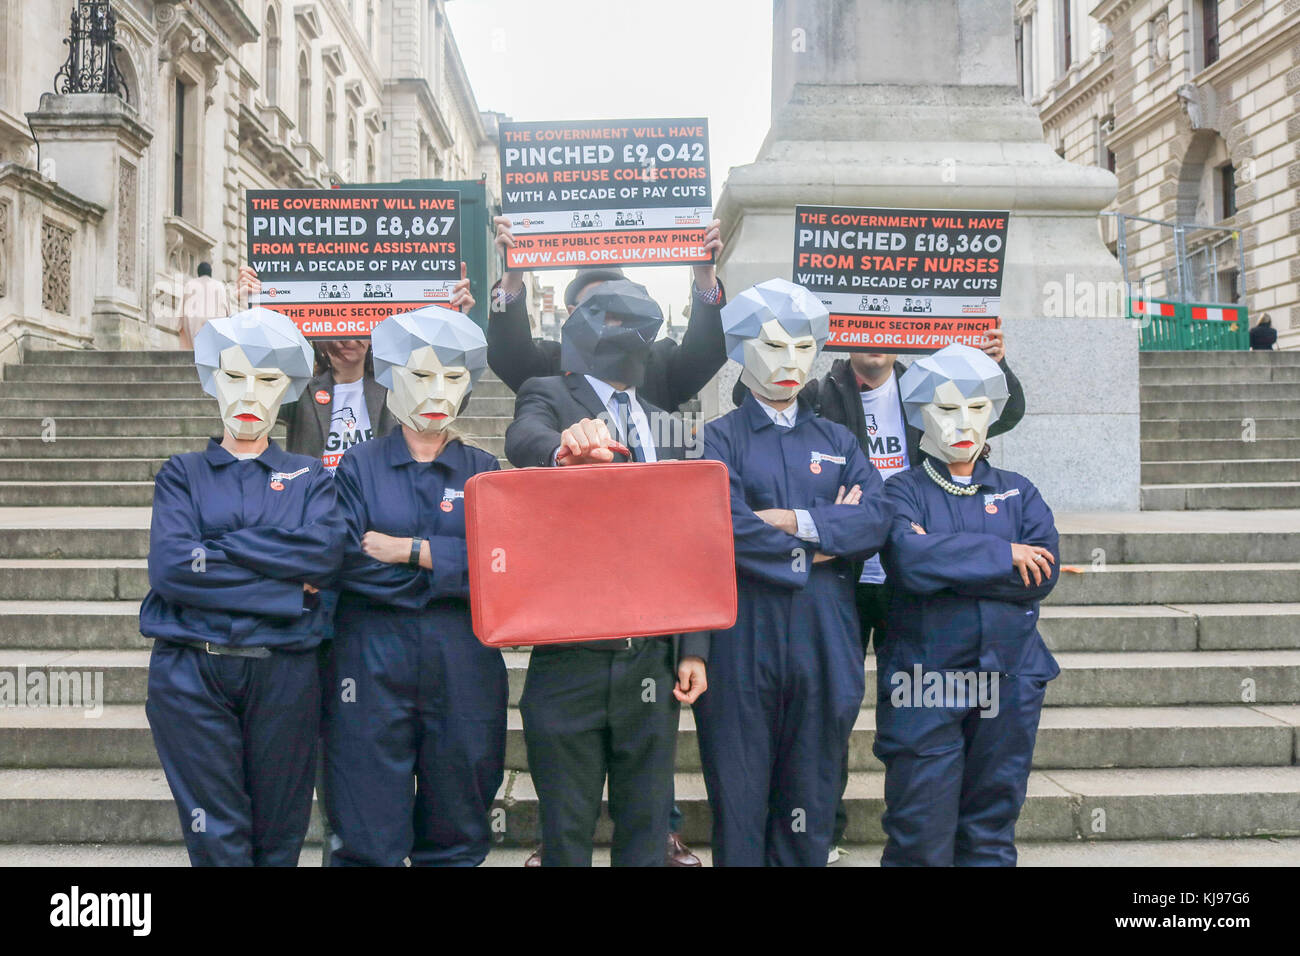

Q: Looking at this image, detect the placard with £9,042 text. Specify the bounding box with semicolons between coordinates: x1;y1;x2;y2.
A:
498;117;712;271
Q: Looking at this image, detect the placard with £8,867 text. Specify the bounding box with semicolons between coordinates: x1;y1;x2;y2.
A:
246;188;462;339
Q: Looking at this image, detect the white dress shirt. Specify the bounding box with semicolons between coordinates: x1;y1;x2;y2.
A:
552;375;660;464
585;376;659;462
753;397;819;543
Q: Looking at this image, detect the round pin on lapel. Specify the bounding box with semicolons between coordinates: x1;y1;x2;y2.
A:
314;389;331;405
810;462;822;475
270;480;285;491
440;500;453;512
985;503;998;514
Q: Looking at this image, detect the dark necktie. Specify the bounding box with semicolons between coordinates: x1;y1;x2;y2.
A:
611;391;644;462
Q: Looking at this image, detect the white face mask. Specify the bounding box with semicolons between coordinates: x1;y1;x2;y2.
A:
739;318;819;402
213;345;292;441
386;346;472;433
917;380;996;464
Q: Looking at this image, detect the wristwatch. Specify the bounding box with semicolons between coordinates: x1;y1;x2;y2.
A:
408;537;425;568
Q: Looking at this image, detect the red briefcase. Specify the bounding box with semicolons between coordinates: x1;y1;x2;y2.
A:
464;460;737;648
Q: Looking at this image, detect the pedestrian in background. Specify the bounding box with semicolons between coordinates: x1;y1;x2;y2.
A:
1250;314;1277;351
177;262;231;350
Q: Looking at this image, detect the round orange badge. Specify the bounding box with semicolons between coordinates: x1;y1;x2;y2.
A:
440;500;454;512
270;480;285;491
810;462;822;475
314;389;331;405
985;503;998;514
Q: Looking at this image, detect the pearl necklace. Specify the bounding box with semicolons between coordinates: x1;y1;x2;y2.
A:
924;457;980;496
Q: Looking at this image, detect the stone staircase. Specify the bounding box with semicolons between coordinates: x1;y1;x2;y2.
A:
0;347;1298;866
1140;350;1300;510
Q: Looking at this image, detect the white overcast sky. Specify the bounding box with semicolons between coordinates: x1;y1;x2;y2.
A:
445;0;774;326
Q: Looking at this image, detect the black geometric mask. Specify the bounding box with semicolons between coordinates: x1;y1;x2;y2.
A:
560;279;663;389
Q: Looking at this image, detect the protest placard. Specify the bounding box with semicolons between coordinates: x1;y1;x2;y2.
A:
498;118;712;271
247;188;461;338
793;205;1009;353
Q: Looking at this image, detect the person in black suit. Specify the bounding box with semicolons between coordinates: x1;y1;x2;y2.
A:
504;278;709;867
487;216;728;412
494;222;717;866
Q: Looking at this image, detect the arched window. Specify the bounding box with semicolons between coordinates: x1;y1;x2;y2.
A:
264;7;280;105
324;87;336;169
297;53;311;140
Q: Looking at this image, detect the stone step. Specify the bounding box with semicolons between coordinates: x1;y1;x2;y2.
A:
0;602;148;650
1045;562;1300;605
1041;604;1300;652
5;645;1298;709
3;765;1299;845
4;836;1300;866
0;382;213;400
17;350;509;386
0;418;288;438
5;597;1295;656
1140;365;1300;385
5;365;207;384
0;415;504;443
1140;398;1300;420
0;515;1289;590
2;366;521;398
0;434;504;458
22;350;196;366
0;437;205;460
1141;437;1294;461
1141;383;1300;402
3;596;1296;657
1048;652;1300;706
0;523;151;560
5;509;1296;564
2;704;1295;773
0;459;165;482
1055;521;1300;564
1140;417;1300;441
0;560;148;601
1139;350;1300;367
1141;483;1300;511
1142;458;1300;485
0;396;520;419
0;483;157;507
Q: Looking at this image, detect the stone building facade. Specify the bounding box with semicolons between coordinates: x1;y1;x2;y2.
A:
0;0;499;361
1018;0;1299;347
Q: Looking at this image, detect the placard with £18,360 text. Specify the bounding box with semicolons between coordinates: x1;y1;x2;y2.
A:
246;188;461;339
498;117;712;271
793;204;1009;353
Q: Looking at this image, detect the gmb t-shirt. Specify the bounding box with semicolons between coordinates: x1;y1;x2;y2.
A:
322;379;373;470
858;373;910;584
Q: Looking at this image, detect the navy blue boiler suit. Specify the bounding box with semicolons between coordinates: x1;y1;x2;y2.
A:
325;429;508;866
141;440;345;867
875;457;1060;866
695;394;893;866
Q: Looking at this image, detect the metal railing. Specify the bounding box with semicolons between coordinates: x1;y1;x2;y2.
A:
1105;212;1249;350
